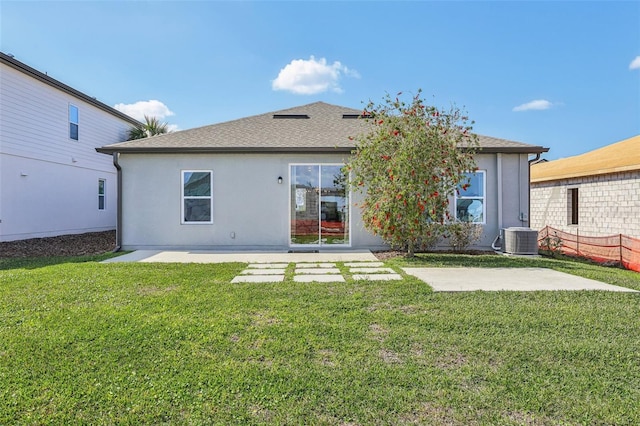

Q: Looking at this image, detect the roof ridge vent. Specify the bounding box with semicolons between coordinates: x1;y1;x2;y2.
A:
273;114;309;119
342;113;371;119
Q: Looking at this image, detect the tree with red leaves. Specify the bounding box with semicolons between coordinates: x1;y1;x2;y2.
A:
346;90;479;256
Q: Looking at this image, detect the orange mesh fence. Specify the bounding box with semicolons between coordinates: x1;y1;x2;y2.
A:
538;226;640;272
622;235;640;273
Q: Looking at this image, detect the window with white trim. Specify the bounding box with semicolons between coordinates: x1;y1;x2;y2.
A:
182;171;213;223
98;179;106;210
69;104;79;140
455;171;485;223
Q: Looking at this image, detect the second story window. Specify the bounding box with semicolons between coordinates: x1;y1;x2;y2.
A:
69;104;79;140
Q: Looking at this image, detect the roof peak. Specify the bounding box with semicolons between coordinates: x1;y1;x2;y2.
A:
97;101;548;155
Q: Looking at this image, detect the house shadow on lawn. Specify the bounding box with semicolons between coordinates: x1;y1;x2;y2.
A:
0;253;123;271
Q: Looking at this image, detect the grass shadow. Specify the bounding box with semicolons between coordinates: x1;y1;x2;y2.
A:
0;252;126;270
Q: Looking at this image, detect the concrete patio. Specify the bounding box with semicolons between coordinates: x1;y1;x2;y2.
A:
103;250;638;292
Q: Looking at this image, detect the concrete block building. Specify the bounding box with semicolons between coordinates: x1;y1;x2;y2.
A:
530;135;640;238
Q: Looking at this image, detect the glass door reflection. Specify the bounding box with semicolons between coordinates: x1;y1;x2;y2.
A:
290;164;349;246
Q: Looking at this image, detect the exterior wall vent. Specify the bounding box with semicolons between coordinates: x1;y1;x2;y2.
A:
503;227;539;255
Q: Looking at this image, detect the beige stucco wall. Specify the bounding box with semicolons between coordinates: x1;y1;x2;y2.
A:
119;152;386;250
530;171;640;238
469;153;533;248
118;152;533;251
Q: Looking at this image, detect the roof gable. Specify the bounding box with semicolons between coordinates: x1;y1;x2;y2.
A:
97;101;548;155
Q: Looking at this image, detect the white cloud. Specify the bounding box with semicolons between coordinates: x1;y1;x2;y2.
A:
113;100;175;121
512;99;553;112
272;56;360;95
629;56;640;70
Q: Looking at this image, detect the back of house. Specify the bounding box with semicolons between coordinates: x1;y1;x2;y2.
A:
97;102;548;252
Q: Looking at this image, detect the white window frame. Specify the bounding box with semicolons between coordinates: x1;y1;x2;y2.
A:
69;104;79;140
181;170;213;224
455;170;486;224
98;179;106;210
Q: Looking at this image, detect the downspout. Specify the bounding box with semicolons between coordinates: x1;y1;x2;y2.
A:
497;153;503;231
527;153;541;229
112;152;122;252
491;153;504;251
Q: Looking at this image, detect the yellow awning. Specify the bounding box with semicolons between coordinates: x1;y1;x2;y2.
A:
531;135;640;183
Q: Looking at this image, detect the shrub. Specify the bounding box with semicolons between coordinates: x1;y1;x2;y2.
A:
445;222;483;252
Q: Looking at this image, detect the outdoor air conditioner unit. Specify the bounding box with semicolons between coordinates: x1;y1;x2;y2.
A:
503;227;539;255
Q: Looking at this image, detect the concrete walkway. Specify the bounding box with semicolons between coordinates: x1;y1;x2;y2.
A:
102;250;378;264
403;267;638;292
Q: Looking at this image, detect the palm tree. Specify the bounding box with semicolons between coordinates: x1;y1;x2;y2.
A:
127;115;171;140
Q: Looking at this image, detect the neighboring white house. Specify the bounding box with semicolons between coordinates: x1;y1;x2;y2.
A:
530;134;640;238
97;102;548;251
0;52;140;242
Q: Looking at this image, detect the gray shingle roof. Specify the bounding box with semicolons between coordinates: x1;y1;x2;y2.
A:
96;101;548;154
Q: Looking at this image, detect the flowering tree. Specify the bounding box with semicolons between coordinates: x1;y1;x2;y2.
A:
346;90;479;256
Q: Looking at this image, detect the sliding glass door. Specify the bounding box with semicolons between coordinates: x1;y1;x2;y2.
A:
290;164;349;246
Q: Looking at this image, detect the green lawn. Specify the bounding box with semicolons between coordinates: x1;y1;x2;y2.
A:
1;254;639;424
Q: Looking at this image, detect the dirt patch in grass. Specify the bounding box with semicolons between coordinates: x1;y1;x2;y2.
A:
251;311;280;327
368;323;389;341
373;249;497;261
373;250;407;261
379;349;403;364
400;402;464;425
316;349;337;367
435;352;468;369
0;230;116;258
503;410;555;426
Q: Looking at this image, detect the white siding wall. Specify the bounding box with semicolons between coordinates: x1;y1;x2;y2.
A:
531;171;640;238
0;63;132;241
118;152;532;251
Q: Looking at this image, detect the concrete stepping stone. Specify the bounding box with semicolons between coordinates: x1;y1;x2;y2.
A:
247;263;289;269
296;268;341;275
241;269;286;275
295;262;337;268
294;275;346;283
344;262;385;267
350;267;396;274
352;273;403;281
232;275;285;283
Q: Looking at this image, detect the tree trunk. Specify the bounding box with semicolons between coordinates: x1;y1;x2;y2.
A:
407;241;415;258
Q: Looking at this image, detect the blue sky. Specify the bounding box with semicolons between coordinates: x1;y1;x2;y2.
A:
2;1;639;160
